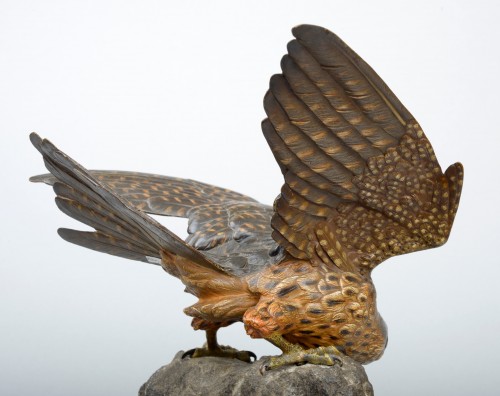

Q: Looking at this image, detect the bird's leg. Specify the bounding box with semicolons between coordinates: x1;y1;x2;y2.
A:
182;320;256;363
261;334;343;373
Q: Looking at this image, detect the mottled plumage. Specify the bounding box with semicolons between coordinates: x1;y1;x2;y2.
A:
32;170;284;274
30;25;463;369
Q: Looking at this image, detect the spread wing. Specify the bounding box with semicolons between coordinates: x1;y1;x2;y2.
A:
32;171;284;275
263;25;463;275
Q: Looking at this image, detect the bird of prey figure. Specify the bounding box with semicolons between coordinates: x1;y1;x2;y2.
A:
30;25;463;372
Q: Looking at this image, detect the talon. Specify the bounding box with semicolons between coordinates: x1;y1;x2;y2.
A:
260;336;345;370
182;349;196;359
248;351;257;362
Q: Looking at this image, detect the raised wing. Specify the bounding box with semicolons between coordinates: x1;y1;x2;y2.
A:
32;171;284;275
263;25;463;275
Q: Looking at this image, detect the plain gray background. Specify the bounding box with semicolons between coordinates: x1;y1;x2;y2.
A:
2;0;500;395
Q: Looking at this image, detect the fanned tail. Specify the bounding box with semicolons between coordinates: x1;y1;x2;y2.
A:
29;133;226;274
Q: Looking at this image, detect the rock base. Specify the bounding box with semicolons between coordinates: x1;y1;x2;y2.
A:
139;351;373;396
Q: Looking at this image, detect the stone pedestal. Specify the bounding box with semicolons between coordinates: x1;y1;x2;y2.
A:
140;351;373;396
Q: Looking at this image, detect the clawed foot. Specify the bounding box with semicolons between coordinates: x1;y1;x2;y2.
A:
182;344;257;363
259;346;343;375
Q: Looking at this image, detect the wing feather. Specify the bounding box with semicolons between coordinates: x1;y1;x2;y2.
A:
286;39;400;150
32;171;257;217
32;163;283;276
291;25;411;136
263;25;463;274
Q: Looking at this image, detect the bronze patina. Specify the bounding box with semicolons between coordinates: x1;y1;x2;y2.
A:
30;25;463;372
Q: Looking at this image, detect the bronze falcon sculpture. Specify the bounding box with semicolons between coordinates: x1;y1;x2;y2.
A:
30;25;463;371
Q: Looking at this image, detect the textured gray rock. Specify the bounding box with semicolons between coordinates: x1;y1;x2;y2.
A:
139;351;373;396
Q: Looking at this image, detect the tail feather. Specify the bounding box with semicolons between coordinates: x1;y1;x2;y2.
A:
30;133;226;273
54;196;159;257
58;228;160;264
53;183;159;256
